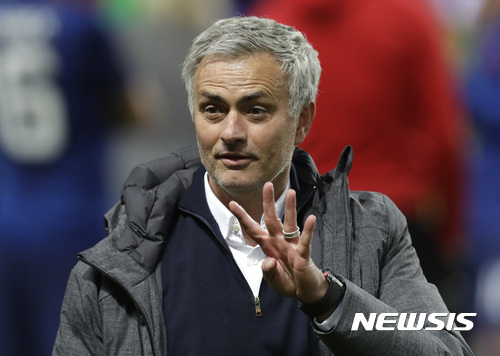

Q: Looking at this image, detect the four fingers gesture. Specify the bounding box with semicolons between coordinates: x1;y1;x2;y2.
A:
228;182;327;304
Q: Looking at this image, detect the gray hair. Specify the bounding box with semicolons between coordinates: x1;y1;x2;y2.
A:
182;16;321;120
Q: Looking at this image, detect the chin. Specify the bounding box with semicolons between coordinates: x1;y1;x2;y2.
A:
219;178;255;192
215;174;261;194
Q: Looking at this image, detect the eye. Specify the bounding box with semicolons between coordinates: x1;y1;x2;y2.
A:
204;105;219;114
247;106;268;120
250;107;266;115
201;105;224;121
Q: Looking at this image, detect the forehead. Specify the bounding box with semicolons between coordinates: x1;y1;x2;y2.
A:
194;53;288;97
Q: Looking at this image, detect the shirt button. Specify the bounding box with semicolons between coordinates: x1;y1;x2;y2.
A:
232;224;240;234
250;257;259;265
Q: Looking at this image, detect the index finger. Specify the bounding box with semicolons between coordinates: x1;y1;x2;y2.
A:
228;200;265;243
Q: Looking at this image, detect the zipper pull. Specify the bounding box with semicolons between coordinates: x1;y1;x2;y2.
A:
254;296;262;317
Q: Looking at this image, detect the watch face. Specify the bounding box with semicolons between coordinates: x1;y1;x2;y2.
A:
323;269;345;290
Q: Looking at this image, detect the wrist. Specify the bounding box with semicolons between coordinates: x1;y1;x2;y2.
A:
299;273;329;305
298;269;345;319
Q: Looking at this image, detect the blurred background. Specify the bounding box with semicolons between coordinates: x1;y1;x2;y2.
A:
0;0;498;355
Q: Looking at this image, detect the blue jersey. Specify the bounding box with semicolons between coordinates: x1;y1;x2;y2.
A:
0;3;124;250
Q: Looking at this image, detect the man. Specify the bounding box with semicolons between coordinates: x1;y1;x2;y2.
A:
53;16;473;355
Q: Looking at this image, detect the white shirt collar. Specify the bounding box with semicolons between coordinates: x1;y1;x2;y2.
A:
204;172;290;246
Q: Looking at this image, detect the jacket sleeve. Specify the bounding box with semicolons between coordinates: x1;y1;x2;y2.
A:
315;195;474;356
52;262;103;356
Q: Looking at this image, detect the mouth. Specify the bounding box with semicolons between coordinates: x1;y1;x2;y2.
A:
216;152;256;168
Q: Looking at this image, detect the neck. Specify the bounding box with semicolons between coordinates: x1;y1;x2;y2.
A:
208;170;290;223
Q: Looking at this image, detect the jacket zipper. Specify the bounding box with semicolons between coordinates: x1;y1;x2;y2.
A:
254;296;262;317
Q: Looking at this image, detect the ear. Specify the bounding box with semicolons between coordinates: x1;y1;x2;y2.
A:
294;102;316;146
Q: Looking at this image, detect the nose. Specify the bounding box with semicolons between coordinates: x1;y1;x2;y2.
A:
220;110;246;145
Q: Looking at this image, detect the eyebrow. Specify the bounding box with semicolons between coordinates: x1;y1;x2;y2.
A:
199;91;225;103
198;90;271;105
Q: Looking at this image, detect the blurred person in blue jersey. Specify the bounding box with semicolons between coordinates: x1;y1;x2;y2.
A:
464;0;500;353
0;0;135;355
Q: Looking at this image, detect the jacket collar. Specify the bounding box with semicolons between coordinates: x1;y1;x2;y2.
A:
80;146;322;281
178;156;318;231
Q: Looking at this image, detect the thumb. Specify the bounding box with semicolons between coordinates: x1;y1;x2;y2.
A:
262;257;278;281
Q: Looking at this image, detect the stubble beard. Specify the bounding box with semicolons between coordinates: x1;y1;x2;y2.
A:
201;148;293;202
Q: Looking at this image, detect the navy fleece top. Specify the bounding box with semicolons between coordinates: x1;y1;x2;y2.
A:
161;166;320;355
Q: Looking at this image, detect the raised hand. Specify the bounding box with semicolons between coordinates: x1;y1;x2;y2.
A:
228;182;328;304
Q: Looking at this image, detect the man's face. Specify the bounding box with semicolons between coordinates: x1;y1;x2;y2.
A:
194;53;306;200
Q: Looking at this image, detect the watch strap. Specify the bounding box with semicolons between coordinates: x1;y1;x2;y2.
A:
298;269;345;318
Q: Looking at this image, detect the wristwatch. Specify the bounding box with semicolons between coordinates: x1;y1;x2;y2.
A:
298;269;345;318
